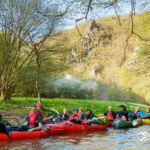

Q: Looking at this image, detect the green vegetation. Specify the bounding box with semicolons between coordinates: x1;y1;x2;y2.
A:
0;97;149;123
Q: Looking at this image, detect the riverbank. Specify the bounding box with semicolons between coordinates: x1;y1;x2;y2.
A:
0;97;149;124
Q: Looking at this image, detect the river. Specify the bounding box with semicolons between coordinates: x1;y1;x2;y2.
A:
0;126;150;150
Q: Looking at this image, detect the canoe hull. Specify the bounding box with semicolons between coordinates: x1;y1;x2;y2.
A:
0;125;64;141
47;121;111;133
142;119;150;125
113;120;133;129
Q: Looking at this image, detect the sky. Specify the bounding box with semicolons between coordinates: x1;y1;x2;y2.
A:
54;0;150;30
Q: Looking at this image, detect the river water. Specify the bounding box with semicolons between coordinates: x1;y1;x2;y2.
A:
0;126;150;150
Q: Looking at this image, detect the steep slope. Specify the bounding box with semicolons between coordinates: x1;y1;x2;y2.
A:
49;11;150;103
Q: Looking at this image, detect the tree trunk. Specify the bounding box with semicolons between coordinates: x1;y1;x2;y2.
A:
36;80;41;103
1;89;11;101
35;48;41;103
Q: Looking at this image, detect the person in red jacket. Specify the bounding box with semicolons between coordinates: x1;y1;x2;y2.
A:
68;108;84;124
68;108;80;122
104;106;117;121
68;108;79;121
24;105;43;132
98;106;116;121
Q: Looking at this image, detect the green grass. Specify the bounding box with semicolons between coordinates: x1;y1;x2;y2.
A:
0;97;149;117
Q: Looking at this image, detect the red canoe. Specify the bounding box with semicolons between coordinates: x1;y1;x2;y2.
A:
47;121;112;133
0;124;64;141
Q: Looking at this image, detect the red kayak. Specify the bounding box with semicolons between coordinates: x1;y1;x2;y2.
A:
0;124;64;141
47;121;112;133
47;122;88;132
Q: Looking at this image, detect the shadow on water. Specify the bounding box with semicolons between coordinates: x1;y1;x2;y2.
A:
1;126;150;150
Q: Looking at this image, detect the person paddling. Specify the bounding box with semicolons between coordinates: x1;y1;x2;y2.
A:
24;105;43;132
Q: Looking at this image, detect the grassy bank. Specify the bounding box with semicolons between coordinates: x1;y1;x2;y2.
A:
0;97;149;123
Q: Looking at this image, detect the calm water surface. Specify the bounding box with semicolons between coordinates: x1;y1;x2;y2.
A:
0;126;150;150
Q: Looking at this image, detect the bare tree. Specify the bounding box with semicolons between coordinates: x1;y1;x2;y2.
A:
0;0;70;101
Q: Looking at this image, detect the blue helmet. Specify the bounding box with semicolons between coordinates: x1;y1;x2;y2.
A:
73;108;79;111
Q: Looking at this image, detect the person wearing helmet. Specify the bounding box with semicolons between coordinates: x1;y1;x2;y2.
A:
68;108;79;121
35;102;55;122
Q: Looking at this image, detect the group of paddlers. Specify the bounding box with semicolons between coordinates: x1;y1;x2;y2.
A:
0;103;150;134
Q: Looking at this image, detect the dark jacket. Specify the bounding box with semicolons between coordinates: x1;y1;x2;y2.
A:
82;114;95;120
117;111;129;121
62;114;69;121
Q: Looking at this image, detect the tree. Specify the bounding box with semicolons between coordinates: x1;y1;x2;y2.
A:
0;0;70;101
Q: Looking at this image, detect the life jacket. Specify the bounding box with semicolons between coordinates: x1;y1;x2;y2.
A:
68;114;78;121
78;112;82;115
28;112;38;128
107;112;114;121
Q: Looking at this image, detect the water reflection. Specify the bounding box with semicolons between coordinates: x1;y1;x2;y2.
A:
0;126;150;150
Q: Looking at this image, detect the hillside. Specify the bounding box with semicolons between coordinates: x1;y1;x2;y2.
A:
49;11;150;104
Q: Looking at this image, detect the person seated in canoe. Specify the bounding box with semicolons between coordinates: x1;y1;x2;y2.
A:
62;108;69;121
115;105;128;121
135;106;143;117
35;102;56;123
0;113;11;135
98;106;117;121
0;120;9;136
68;108;79;122
78;108;85;120
0;113;12;132
68;108;83;123
83;109;95;120
24;105;43;132
140;108;150;119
